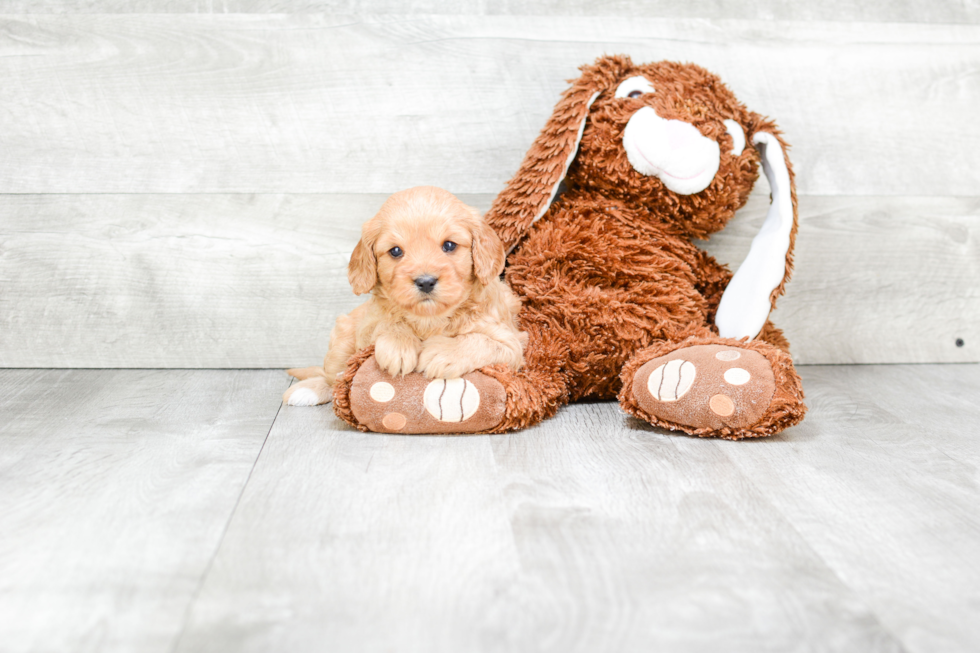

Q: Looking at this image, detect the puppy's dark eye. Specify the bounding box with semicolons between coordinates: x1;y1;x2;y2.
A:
388;246;403;258
442;241;457;253
627;90;643;99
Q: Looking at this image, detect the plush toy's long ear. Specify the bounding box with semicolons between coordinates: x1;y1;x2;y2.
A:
714;124;799;341
483;75;601;252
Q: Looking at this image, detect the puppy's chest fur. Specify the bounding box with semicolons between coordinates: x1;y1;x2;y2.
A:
355;279;521;348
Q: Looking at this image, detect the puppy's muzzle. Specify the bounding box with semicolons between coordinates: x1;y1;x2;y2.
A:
414;275;438;294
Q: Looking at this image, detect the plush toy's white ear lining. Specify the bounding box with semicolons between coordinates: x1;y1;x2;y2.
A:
529;91;601;228
714;132;794;340
723;119;745;156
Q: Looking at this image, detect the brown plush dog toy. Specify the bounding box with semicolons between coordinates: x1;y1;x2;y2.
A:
334;54;806;439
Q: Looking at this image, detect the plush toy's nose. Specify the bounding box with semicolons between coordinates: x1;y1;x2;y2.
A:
414;275;438;294
622;107;720;195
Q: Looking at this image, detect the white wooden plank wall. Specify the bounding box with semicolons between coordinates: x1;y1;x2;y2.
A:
1;1;978;23
1;16;977;195
1;192;976;367
0;10;977;367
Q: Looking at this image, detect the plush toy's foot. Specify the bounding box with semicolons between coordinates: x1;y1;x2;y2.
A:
620;339;806;440
337;355;507;434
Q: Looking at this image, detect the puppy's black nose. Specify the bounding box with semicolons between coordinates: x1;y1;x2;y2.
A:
414;275;438;294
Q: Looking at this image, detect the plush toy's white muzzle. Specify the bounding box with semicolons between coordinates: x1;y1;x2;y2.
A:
622;107;720;195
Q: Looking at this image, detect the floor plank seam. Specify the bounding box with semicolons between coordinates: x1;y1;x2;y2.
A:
167;377;293;653
708;439;912;651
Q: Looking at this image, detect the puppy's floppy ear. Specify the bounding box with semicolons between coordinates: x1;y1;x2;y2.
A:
466;206;506;285
484;55;633;252
348;219;380;296
715;116;799;341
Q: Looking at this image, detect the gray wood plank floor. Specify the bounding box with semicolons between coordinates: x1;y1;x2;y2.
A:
2;365;978;652
0;369;289;653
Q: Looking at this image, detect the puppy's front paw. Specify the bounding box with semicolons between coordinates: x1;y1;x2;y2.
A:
375;339;420;377
417;337;471;379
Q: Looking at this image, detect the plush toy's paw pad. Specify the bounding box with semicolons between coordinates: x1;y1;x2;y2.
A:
632;345;775;431
349;356;506;434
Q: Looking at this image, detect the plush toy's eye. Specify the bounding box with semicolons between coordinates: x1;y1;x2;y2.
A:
388;246;403;258
442;241;457;253
614;75;655;99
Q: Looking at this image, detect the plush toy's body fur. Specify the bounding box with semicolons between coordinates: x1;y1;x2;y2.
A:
508;189;732;401
333;56;807;439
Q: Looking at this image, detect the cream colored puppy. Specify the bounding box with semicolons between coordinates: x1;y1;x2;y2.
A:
283;186;525;407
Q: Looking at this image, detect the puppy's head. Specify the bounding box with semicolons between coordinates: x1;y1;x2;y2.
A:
348;186;505;318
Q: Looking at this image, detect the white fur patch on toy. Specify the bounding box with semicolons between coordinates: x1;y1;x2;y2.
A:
423;378;480;422
369;381;395;402
723;368;751;386
723;119;746;155
622;107;720;195
646;359;696;402
287;388;321;406
715;132;794;340
716;349;741;361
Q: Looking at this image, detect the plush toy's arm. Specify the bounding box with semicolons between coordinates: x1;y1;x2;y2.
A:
715;132;798;340
693;249;733;326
